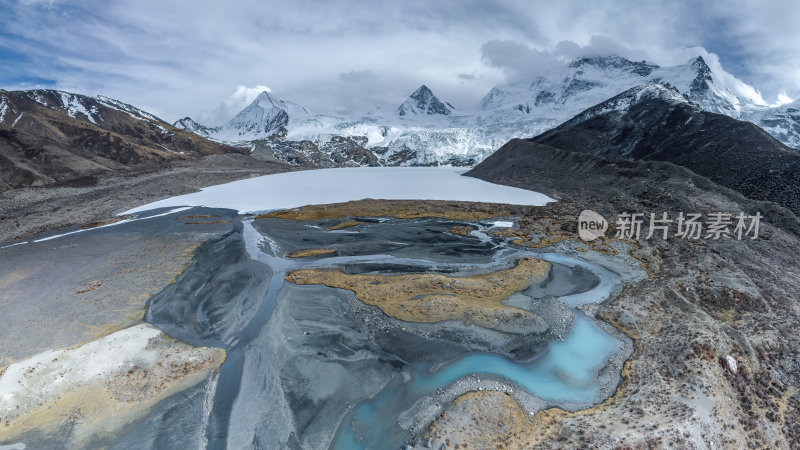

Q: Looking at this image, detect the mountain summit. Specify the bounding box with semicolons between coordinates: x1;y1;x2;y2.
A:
173;117;218;137
479;55;751;120
212;91;310;142
397;85;454;116
168;56;798;169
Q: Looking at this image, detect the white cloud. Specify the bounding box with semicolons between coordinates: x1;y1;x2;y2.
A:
480;39;561;81
773;92;794;107
679;48;768;106
554;36;650;62
2;1;798;120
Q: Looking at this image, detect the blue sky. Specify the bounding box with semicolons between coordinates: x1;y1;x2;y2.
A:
1;0;798;124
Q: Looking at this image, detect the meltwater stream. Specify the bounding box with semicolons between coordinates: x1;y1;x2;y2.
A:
135;213;638;449
243;218;633;449
331;314;620;449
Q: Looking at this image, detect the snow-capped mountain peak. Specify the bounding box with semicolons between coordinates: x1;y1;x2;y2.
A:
567;55;659;77
170;54;798;169
571;82;693;124
212;91;310;142
689;56;712;93
397;85;454;116
748;98;800;149
173;117;219;137
478;55;662;117
251;91;310;116
653;55;746;117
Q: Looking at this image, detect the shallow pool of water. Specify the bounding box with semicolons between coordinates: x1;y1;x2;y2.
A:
332;313;621;449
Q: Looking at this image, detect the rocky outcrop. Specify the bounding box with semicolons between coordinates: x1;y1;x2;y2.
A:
466;137;800;448
251;135;383;167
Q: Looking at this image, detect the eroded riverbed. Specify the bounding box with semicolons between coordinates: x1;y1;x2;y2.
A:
0;206;646;449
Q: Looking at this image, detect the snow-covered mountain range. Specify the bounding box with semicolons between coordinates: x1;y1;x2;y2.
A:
175;55;799;167
750;99;800;149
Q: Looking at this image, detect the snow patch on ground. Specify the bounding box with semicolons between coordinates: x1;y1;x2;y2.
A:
0;98;8;123
0;324;224;445
489;221;514;228
32;206;192;243
59;91;99;125
11;113;24;128
0;325;163;409
122;167;554;215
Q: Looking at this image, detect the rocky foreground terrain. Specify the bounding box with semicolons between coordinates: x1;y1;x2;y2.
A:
2;82;799;447
1;140;798;448
453;139;800;448
0;153;289;243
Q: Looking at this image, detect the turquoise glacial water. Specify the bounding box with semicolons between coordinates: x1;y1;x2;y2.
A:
332;313;621;449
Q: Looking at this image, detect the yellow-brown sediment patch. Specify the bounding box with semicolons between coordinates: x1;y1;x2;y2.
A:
286;258;550;332
589;237;619;255
85;309;148;341
80;215;133;230
75;280;102;295
423;255;649;448
257;199;517;221
285;248;337;258
330;221;364;230
175;214;220;220
450;225;474;236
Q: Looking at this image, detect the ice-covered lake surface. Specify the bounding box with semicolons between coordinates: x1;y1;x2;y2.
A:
122;167;554;215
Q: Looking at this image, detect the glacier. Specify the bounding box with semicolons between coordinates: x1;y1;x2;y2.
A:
174;55;800;167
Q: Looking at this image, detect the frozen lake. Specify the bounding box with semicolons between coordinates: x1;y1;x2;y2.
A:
123;167;554;215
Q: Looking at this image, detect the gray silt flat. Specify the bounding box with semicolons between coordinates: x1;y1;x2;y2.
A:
0;207;237;366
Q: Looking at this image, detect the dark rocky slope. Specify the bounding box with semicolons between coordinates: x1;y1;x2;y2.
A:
465;137;800;447
466;138;800;233
527;83;800;216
